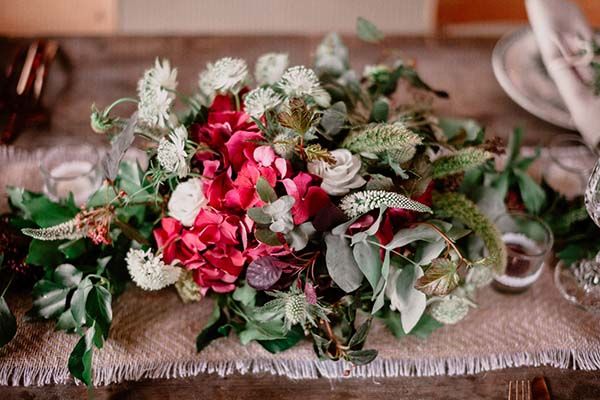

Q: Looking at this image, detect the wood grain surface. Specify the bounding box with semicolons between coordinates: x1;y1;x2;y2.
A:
0;36;595;399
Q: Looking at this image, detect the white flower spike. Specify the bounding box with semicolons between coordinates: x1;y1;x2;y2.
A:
126;248;181;291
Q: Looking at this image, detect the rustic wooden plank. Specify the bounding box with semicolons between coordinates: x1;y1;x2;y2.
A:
2;367;600;399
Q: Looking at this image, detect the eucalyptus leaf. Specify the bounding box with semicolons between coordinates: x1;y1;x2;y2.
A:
385;225;440;250
370;98;389;122
320;101;347;138
256;177;277;203
325;233;364;292
415;240;446;266
101;112;138;181
0;297;16;348
356;17;384;43
394;264;426;333
352;240;381;290
247;207;272;225
255;228;282;246
371;250;390;314
232;283;256;307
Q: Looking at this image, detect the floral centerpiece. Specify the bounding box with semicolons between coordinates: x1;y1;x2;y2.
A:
2;21;579;386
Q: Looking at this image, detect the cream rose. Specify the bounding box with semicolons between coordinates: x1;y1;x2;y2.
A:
168;178;207;226
308;149;366;196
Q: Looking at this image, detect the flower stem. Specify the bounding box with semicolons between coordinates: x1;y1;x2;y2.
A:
104;97;138;115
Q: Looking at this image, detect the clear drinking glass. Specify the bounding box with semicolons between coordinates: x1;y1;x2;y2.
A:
546;134;598;198
554;154;600;312
40;144;102;206
493;212;554;293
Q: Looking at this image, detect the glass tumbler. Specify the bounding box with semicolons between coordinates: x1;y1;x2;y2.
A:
493;212;554;293
40;144;102;206
546;134;598;198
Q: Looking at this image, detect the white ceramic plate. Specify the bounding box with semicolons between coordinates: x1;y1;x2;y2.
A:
492;27;577;130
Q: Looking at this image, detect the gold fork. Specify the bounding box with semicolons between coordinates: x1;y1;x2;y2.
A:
508;379;531;400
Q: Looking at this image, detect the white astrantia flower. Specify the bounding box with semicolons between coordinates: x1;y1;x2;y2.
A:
126;248;181;291
205;57;249;94
157;125;189;178
137;58;178;129
244;87;283;119
168;178;207;226
255;53;289;86
197;68;216;106
277;66;331;107
148;58;178;93
307;149;366;196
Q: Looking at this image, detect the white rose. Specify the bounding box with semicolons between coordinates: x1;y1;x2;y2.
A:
307;149;366;196
168;178;207;226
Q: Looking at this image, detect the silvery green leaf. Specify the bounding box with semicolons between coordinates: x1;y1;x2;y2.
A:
385;225;440;250
325;233;363;292
371;250;390;314
232;283;257;306
320;102;347;139
415;240;446;266
352;239;381;290
473;186;507;221
331;215;360;236
101;112;138;181
364;207;386;236
247;207;272;225
394;264;426;333
370;97;389;122
356;17;384;43
256;177;277;203
438;117;483;142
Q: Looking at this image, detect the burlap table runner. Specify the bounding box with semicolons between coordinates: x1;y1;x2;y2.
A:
1;145;600;386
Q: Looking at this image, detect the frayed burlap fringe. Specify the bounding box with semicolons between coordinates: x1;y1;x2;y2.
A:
1;348;600;386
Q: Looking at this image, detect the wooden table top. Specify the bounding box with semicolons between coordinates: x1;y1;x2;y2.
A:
0;36;598;400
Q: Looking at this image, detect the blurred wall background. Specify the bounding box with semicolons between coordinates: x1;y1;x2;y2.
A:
0;0;598;37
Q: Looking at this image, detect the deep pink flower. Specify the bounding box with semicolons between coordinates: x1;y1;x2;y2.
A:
282;172;331;224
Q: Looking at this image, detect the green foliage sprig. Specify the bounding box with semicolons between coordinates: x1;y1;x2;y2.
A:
433;192;507;274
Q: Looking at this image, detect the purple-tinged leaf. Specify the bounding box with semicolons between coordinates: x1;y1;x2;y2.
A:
247;256;285;290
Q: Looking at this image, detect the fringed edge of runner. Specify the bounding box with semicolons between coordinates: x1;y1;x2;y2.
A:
2;347;600;386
